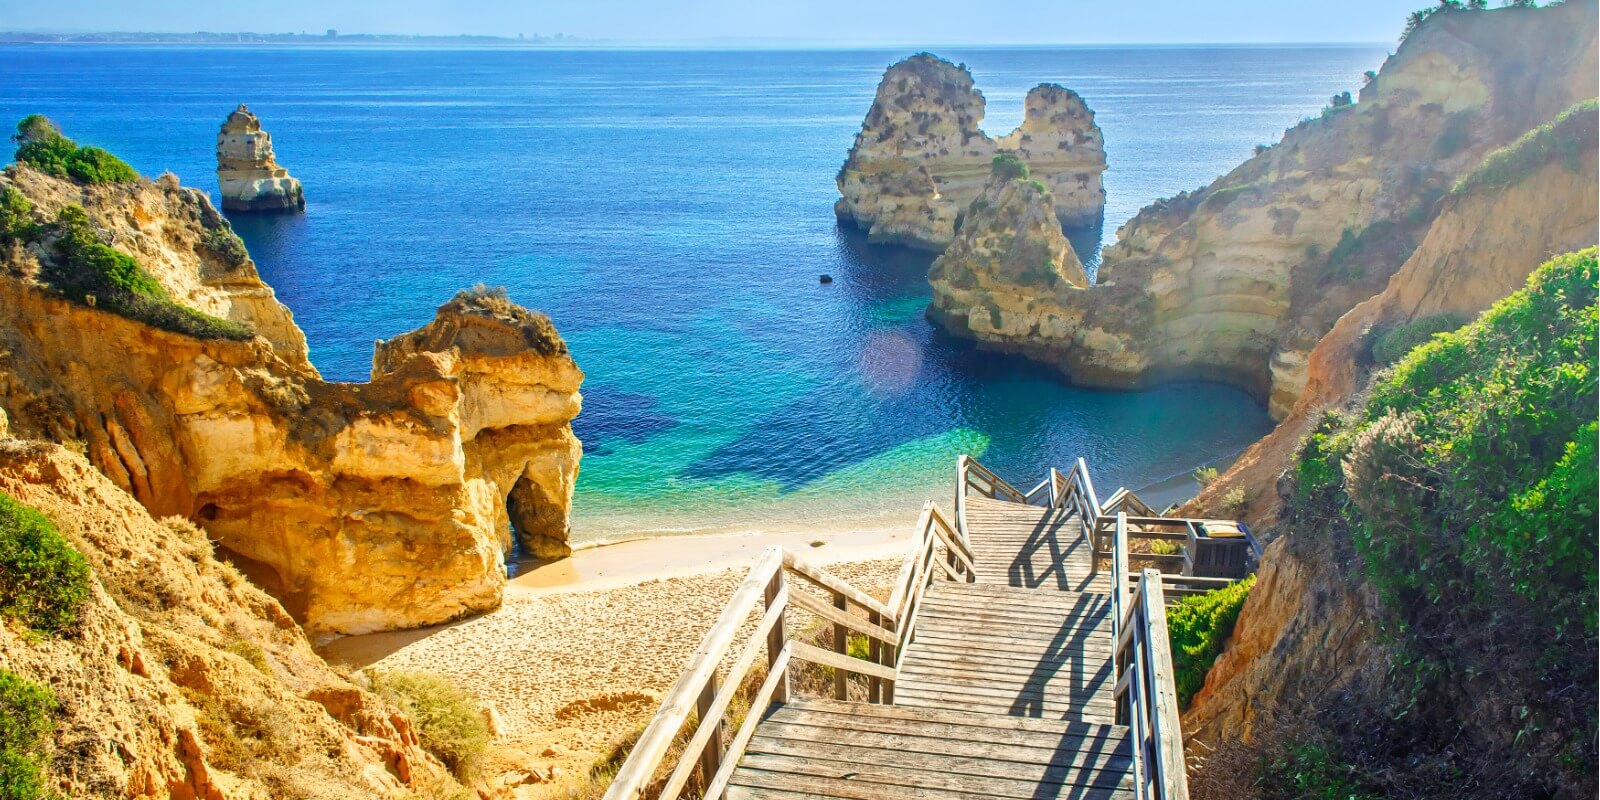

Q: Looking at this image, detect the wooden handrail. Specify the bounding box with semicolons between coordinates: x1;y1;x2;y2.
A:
608;495;979;800
1109;511;1190;800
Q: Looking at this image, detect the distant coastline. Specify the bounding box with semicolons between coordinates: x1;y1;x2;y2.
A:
0;31;578;46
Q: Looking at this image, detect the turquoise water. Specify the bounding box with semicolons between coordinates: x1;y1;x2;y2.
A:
0;45;1386;542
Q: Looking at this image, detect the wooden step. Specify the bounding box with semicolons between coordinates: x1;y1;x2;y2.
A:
727;699;1133;800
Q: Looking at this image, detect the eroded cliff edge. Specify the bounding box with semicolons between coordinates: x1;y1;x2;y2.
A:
836;53;1107;250
926;3;1597;416
1178;99;1597;798
0;160;582;635
0;439;477;799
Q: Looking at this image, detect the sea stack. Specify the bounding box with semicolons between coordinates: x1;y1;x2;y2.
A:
216;104;305;212
836;53;1106;251
927;155;1088;354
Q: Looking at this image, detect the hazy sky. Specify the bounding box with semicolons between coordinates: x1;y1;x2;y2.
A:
2;0;1430;44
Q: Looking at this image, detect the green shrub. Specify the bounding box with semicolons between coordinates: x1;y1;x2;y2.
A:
12;116;137;185
1288;248;1598;784
1368;312;1466;365
1451;99;1598;196
33;206;253;341
0;187;35;242
0;491;89;636
1262;741;1382;800
63;146;137;184
1192;465;1219;487
990;153;1028;181
368;671;489;781
1167;576;1254;708
0;669;59;800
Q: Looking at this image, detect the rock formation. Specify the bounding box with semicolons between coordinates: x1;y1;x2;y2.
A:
927;157;1089;347
1179;97;1598;789
1185;99;1599;529
921;3;1597;413
0;163;583;635
836;54;1106;250
216;104;305;213
0;439;473;798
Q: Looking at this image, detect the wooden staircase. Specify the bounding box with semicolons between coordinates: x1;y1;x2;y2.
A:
605;457;1215;800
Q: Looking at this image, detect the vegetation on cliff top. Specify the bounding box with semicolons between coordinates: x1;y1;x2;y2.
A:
0;190;254;341
0;491;89;637
1168;576;1254;708
1451;98;1599;196
1282;247;1598;796
1367;312;1466;365
0;669;61;800
12;115;138;185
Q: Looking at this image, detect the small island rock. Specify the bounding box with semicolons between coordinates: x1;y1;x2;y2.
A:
216;104;305;213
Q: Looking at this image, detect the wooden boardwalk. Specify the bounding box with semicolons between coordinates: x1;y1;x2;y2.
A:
727;494;1133;798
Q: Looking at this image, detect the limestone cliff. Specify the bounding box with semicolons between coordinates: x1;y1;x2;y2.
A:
1181;101;1597;788
929;3;1597;411
216;105;305;213
928;158;1089;348
836;54;1106;250
1186;100;1598;529
0;165;583;635
0;439;472;799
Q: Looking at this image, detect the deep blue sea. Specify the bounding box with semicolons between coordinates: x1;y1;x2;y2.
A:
0;44;1386;542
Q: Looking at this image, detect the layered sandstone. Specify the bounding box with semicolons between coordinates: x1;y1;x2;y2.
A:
928;160;1089;348
926;3;1597;412
0;439;472;799
1181;106;1598;747
216;105;305;213
0;165;583;635
836;54;1106;250
1185;106;1598;529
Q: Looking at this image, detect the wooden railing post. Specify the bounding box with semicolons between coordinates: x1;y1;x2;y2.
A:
694;676;723;783
832;592;848;700
764;569;788;705
867;610;882;703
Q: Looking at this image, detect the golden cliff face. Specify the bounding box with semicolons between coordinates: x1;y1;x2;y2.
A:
0;167;583;635
0;440;471;799
928;165;1090;349
836;53;1106;250
1180;110;1598;746
933;3;1597;412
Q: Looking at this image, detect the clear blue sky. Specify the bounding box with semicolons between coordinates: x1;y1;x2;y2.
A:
1;0;1430;44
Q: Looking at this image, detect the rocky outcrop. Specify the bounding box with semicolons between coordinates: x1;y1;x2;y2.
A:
1182;101;1597;758
0;439;472;799
0;165;583;635
927;159;1089;348
216;105;305;213
836;54;1106;250
1185;102;1598;528
926;3;1597;411
3;165;314;372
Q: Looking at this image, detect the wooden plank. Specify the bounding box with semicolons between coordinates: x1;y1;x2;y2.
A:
897;649;1113;676
605;547;782;800
1138;569;1190;800
893;689;1117;720
727;766;1133;800
751;718;1131;768
893;677;1115;708
744;736;1134;786
788;586;897;645
782;549;893;619
885;502;933;621
703;644;791;800
787;698;1120;734
735;751;1132;797
789;640;897;681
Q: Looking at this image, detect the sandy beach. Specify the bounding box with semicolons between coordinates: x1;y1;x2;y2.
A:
319;526;909;794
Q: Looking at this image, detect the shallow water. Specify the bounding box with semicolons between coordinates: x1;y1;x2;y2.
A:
1;44;1386;542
